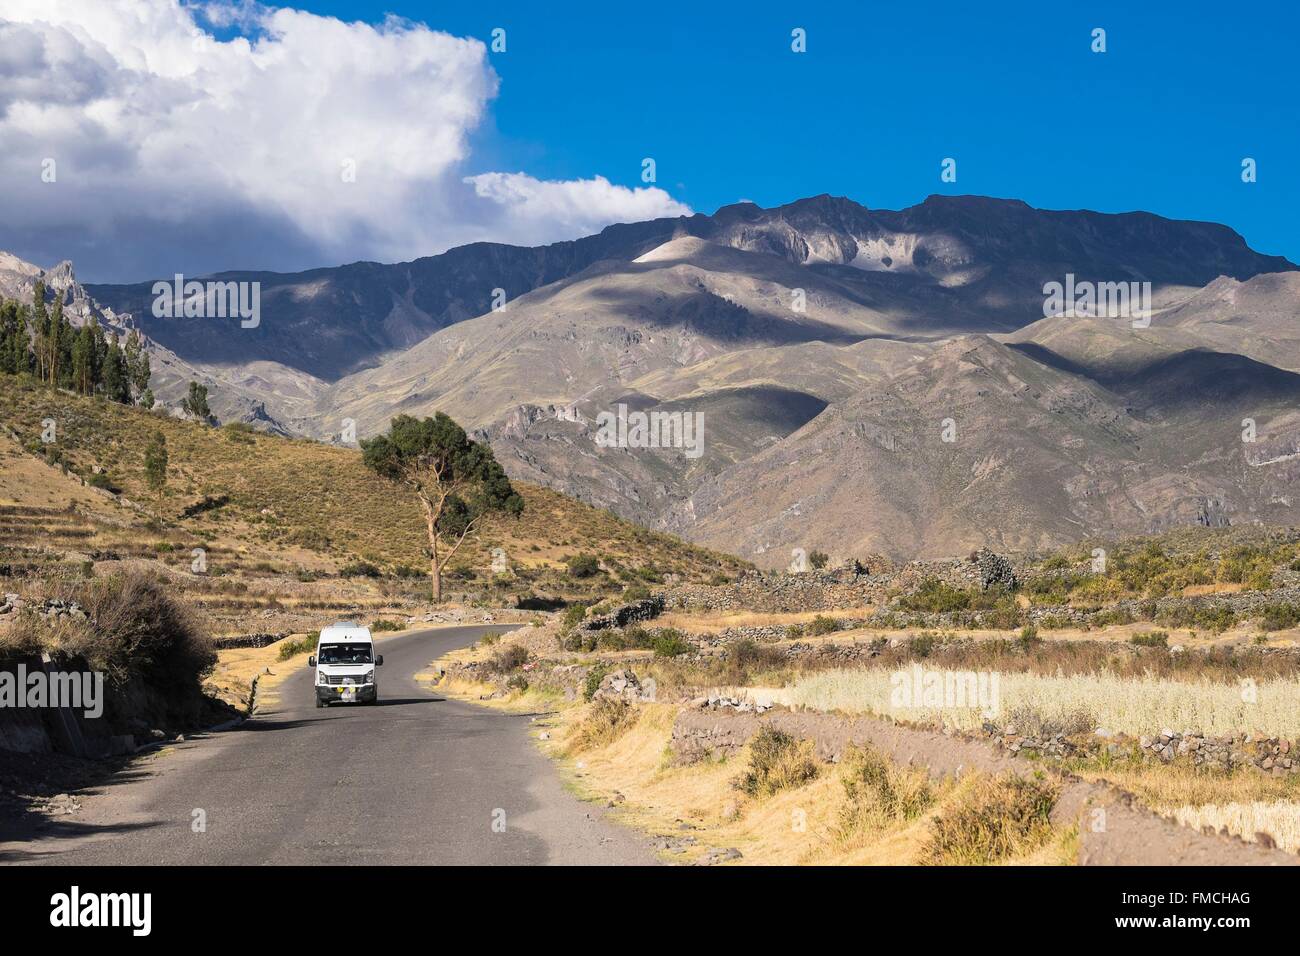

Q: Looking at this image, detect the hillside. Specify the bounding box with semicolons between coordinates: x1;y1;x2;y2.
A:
0;375;749;610
16;193;1300;567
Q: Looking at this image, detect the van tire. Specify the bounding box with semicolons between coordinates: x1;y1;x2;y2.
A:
315;698;325;708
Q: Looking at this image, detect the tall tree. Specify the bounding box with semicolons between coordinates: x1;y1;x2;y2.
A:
182;381;211;422
361;413;523;602
102;331;130;403
124;328;151;401
143;431;168;512
31;281;49;382
0;300;28;375
71;323;95;395
52;297;74;389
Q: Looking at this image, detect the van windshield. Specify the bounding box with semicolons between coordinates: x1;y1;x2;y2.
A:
317;643;373;665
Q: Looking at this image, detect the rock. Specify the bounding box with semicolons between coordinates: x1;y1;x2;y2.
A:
593;669;642;703
701;847;743;865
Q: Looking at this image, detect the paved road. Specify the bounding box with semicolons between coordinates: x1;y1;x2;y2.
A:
2;625;655;865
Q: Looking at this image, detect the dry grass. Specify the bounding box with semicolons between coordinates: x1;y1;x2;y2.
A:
657;607;876;635
767;667;1300;739
0;375;748;588
1076;760;1300;809
1170;801;1300;854
734;726;820;797
836;744;935;843
566;697;640;754
922;772;1059;865
521;699;1075;865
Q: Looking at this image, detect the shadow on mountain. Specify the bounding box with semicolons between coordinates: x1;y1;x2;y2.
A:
1114;349;1300;412
586;286;871;346
1007;341;1098;378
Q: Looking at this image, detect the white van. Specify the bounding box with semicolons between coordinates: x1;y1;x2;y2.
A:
308;622;384;707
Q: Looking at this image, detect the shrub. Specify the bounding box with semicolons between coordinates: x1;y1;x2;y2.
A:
487;644;529;673
565;554;602;578
808;550;830;570
567;697;637;753
923;773;1058;865
370;619;403;632
1130;631;1168;648
839;744;933;832
908;633;938;658
621;583;652;602
505;674;529;693
735;727;820;797
87;472;118;492
340;560;381;578
1259;603;1300;632
900;578;971;613
559;601;593;635
277;631;320;661
806;614;840;637
583;663;610;702
651;629;692;657
66;572;216;689
1016;625;1040;650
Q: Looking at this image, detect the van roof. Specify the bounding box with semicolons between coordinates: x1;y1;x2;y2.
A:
318;623;372;642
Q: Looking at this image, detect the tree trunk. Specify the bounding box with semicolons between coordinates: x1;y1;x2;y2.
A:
419;494;443;604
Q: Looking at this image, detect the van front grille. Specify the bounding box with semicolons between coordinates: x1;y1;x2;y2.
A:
324;675;367;686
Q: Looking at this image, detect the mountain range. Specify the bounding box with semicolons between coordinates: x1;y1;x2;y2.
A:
7;194;1299;564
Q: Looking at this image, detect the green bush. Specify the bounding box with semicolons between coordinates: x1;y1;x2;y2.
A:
583;663;610;702
505;674;529;693
1130;631;1169;648
651;629;692;657
565;553;602;578
1259;602;1300;632
277;631;320;661
805;614;840;637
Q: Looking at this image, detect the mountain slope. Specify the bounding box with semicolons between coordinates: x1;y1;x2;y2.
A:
86;194;1294;383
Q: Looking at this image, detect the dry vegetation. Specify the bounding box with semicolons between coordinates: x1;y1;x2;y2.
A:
0;375;748;608
764;667;1300;739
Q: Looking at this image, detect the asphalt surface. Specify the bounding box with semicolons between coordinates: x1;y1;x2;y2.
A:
1;625;656;865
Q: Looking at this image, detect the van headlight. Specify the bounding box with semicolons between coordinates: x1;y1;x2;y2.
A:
363;670;374;684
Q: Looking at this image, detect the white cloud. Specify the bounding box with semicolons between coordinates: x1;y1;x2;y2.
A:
0;1;692;280
465;173;692;246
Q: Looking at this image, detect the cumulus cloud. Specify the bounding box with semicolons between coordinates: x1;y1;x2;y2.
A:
465;173;692;246
0;1;691;281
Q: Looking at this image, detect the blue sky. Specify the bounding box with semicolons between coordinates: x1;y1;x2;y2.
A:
2;1;1294;279
290;0;1298;260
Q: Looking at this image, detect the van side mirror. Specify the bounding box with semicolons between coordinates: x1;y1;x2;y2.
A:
375;655;384;666
307;656;316;667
